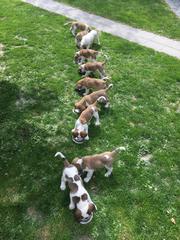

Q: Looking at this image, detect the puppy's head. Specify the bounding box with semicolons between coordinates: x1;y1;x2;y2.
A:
75;83;86;96
72;129;88;144
74;194;96;224
78;65;86;75
79;202;96;224
74;101;86;113
74;52;80;64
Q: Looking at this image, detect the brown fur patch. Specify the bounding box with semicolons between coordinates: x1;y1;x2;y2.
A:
65;174;73;183
72;196;80;204
73;163;82;171
74;174;80;181
74;208;83;222
68;182;78;193
87;203;96;215
80;131;88;138
81;193;88;201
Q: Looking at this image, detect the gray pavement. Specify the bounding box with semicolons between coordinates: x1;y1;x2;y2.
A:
23;0;180;59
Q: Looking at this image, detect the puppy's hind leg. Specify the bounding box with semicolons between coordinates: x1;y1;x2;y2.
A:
104;98;110;108
93;110;100;126
84;169;94;182
97;69;105;79
60;172;66;190
83;71;91;77
104;165;113;177
83;88;90;96
69;195;75;210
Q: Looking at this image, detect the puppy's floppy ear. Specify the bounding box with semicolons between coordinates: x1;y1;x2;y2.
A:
72;129;78;137
72;158;82;171
80;131;87;138
75;208;83;222
87;203;96;215
74;164;82;171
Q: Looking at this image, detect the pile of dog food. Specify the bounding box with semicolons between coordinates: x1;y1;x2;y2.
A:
55;21;125;224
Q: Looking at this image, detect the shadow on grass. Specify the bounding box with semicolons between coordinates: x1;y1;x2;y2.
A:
0;80;69;238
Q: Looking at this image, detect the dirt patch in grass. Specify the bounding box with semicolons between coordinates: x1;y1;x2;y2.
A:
27;207;43;222
140;154;153;165
37;225;50;240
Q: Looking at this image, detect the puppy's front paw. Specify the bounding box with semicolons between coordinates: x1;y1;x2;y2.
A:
95;122;100;126
104;173;111;177
84;177;90;183
60;185;66;191
69;204;75;210
85;135;89;140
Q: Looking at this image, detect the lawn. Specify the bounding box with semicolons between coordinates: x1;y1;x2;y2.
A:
0;0;179;239
58;0;180;39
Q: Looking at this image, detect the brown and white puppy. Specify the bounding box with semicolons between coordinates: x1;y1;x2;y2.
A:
73;147;126;182
79;61;107;79
55;152;96;224
74;84;113;113
72;100;101;144
75;31;89;48
75;77;107;96
65;21;91;36
74;49;99;65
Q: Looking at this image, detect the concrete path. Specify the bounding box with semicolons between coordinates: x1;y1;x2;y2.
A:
165;0;180;17
23;0;180;59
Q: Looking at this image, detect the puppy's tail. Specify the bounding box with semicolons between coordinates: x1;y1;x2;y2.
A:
55;152;66;159
112;147;126;156
97;96;106;103
93;96;105;109
105;84;113;91
55;152;70;167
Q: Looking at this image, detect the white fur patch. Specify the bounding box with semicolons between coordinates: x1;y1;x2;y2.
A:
80;30;98;48
77;158;83;165
55;152;65;158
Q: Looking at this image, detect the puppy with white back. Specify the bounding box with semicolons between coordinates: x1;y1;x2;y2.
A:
80;30;100;49
55;152;96;224
75;31;89;48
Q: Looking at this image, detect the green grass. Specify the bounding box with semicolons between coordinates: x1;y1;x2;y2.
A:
0;0;180;239
58;0;180;39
